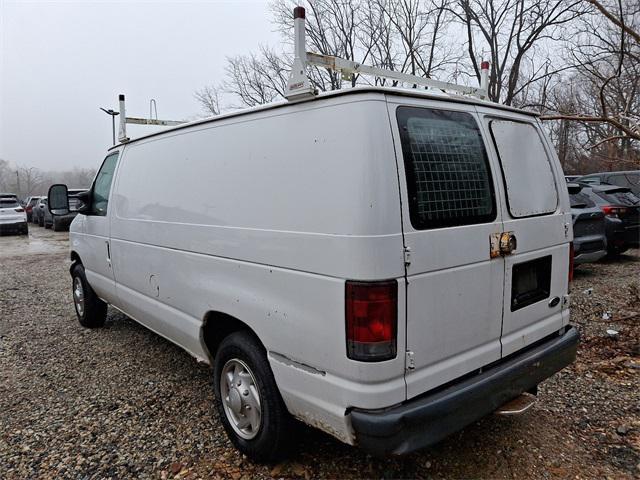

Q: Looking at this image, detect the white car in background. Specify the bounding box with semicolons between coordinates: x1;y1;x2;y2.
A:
0;194;28;235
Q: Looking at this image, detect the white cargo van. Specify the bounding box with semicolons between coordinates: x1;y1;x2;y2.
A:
48;7;578;462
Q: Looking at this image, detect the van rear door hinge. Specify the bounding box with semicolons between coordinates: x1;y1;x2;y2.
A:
403;246;411;267
405;351;415;371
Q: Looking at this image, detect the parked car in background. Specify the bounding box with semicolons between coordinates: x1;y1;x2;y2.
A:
0;193;28;235
576;170;640;196
34;198;48;227
577;183;640;255
567;184;607;264
24;196;42;222
43;201;54;229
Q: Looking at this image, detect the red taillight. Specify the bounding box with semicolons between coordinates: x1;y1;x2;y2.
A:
345;280;397;361
14;207;24;212
569;242;574;283
602;206;627;217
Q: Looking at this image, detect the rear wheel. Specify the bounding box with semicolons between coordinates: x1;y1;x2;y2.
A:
214;331;293;462
53;217;63;231
21;223;28;235
71;264;107;328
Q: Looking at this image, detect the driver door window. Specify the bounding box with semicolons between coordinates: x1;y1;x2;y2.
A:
92;153;119;216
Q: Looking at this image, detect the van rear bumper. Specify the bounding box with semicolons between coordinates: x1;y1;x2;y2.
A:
350;325;579;455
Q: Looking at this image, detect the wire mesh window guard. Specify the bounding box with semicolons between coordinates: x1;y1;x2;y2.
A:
397;107;496;230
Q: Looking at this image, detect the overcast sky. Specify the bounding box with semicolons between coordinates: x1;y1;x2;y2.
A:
0;0;281;171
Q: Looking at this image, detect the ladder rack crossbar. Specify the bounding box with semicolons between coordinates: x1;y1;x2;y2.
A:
306;52;485;97
285;5;490;102
125;117;184;127
117;94;186;143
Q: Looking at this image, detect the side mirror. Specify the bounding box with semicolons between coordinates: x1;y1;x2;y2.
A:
48;184;70;216
73;190;92;214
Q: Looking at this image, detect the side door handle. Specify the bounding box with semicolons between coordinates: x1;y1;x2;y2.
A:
105;240;111;267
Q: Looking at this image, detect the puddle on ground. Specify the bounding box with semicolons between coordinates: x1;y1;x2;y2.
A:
0;227;69;258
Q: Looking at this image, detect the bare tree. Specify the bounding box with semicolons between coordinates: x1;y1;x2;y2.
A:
194;84;222;116
0;159;14;192
451;0;585;104
17;166;44;197
224;45;290;107
540;0;640;149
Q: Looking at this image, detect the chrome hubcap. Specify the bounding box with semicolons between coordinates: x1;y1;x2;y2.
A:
73;277;85;317
220;358;262;439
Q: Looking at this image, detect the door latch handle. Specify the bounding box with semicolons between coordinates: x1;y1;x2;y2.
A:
490;232;517;258
499;231;517;255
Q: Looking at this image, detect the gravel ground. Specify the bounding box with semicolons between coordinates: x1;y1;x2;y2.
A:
1;229;638;479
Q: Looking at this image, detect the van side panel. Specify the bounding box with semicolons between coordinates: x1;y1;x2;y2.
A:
108;96;406;443
112;97;403;280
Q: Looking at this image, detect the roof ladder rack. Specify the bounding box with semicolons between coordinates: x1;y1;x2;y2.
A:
285;6;490;102
118;95;186;143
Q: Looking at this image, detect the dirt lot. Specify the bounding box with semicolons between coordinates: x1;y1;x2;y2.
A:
1;228;639;479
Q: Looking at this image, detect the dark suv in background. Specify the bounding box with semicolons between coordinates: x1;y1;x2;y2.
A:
568;185;607;264
575;183;640;255
577;170;640;196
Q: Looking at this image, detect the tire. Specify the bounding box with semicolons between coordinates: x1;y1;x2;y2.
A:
53;217;62;232
38;216;44;227
71;263;107;328
21;224;29;236
214;331;293;462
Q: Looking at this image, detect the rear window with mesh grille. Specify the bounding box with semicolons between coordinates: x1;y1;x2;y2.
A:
397;107;495;229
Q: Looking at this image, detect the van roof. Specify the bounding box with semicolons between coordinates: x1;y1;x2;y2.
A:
108;86;539;150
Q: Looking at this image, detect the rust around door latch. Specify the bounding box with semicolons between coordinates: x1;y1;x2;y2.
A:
500;231;517;255
490;232;517;258
490;233;501;258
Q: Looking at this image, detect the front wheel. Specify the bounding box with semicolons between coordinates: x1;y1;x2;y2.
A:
214;331;293;462
71;264;107;328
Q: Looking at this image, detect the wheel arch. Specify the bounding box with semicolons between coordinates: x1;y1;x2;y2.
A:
201;311;264;364
70;251;82;274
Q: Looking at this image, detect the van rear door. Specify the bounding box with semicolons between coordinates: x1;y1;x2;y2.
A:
477;110;571;357
388;99;506;399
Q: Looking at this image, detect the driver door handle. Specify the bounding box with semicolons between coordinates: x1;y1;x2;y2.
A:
105;240;111;267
